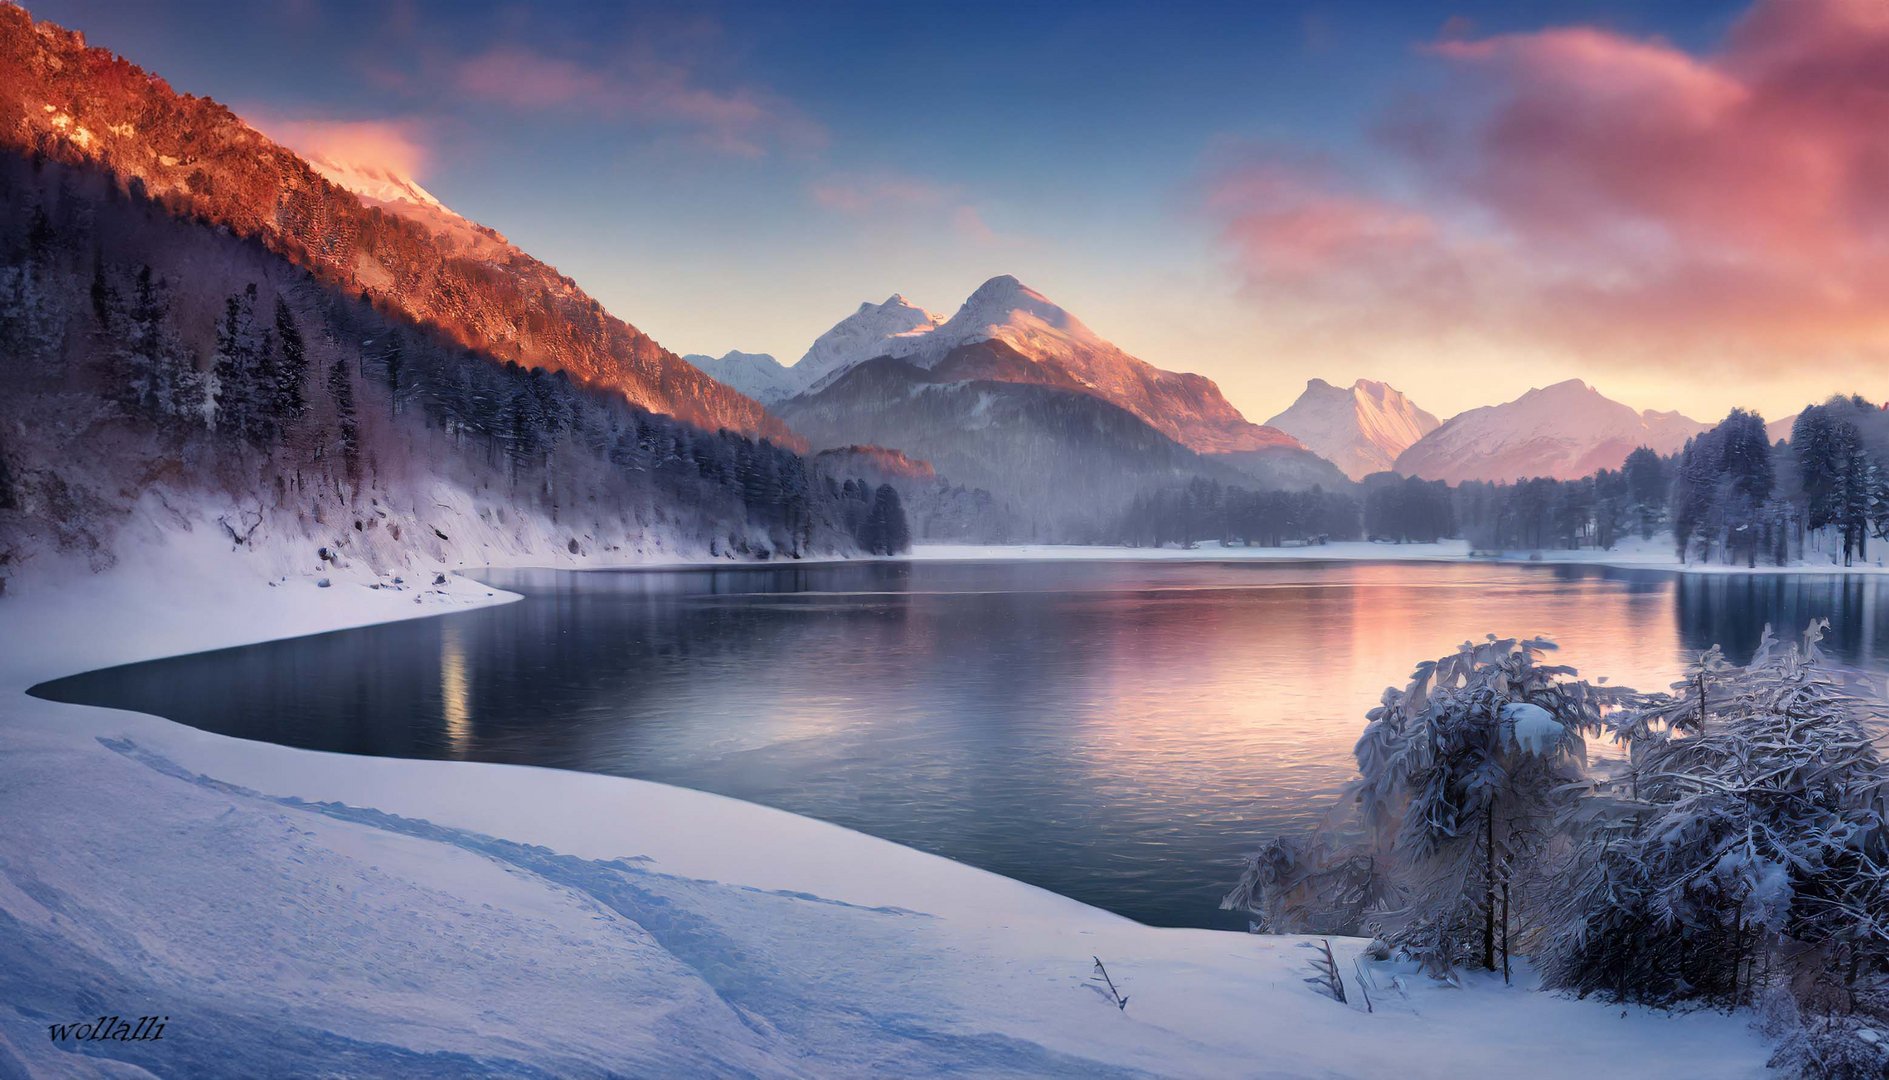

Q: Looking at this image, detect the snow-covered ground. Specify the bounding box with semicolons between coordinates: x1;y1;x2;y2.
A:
913;535;1889;575
0;529;1775;1077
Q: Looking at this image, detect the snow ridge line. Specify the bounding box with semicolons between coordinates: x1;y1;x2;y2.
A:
96;738;1133;1078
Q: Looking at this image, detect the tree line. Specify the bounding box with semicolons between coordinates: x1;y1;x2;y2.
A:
0;152;907;589
1113;398;1889;569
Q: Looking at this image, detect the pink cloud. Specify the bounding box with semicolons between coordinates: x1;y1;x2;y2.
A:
1211;0;1889;382
447;43;822;158
809;171;1013;247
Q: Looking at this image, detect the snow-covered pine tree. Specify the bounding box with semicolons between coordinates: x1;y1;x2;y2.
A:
1331;637;1621;975
1542;622;1889;1020
1719;409;1775;568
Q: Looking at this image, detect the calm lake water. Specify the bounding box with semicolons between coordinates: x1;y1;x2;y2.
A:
33;558;1889;928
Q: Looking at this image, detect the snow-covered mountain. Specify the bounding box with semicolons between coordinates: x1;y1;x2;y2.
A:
1265;378;1440;481
796;294;947;393
303;154;448;213
682;351;796;404
701;276;1300;454
0;9;789;445
301;152;513;261
1392;380;1705;484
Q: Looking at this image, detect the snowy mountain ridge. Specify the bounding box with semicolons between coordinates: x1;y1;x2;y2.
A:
796;294;947;395
1393;379;1706;484
1265;378;1440;480
682;351;797;404
0;6;790;443
708;275;1301;454
302;154;449;214
302;152;516;261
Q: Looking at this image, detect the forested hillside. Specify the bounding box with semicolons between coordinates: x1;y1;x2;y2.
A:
0;152;894;592
777;351;1267;541
0;6;789;443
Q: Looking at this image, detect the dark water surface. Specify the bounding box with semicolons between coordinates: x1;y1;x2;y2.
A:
33;559;1889;928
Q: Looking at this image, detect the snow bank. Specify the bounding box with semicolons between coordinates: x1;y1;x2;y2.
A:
0;536;1772;1076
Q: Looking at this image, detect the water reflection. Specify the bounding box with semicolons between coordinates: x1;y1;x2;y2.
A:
440;622;472;757
1672;573;1888;665
32;559;1889;928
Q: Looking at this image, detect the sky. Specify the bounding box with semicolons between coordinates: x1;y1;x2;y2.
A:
26;0;1889;424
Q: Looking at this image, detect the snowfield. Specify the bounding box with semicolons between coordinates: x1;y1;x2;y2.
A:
0;531;1775;1077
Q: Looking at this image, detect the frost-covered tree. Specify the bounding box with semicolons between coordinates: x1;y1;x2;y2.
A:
1349;636;1621;975
1541;622;1889;1021
1230;637;1622;977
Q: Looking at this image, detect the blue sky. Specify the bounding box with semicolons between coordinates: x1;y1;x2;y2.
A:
32;0;1873;424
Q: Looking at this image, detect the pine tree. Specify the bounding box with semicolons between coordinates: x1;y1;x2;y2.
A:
326;356;359;492
1831;419;1874;566
271;299;308;424
212;284;273;443
1719;409;1775;568
1623;447;1666;540
1342;637;1618;974
1545;623;1889;1013
1794;406;1841;551
857;483;912;555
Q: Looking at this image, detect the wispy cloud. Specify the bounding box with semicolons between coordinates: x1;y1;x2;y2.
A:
332;7;824;161
448;42;824;158
809;170;1015;247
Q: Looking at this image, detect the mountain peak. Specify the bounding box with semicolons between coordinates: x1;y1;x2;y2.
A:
953;275;1071;333
303;153;445;213
787;276;1297;453
1536;378;1596;396
1266;378;1439;480
1394;383;1703;483
0;4;790;442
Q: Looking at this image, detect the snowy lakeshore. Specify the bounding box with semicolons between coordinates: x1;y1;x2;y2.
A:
912;536;1889;576
0;535;1778;1077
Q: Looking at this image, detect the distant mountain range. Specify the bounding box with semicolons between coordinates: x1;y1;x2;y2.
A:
692;276;1302;456
1266;378;1440;481
1392;380;1706;484
686;277;1340;533
680;351;797;404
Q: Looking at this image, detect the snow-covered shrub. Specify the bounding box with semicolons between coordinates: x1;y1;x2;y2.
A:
1232;622;1889;1072
1220;834;1389;936
1766;1012;1889;1080
1541;622;1889;1018
1229;636;1622;976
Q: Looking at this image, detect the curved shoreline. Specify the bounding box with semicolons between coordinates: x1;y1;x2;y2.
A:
0;532;1774;1077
